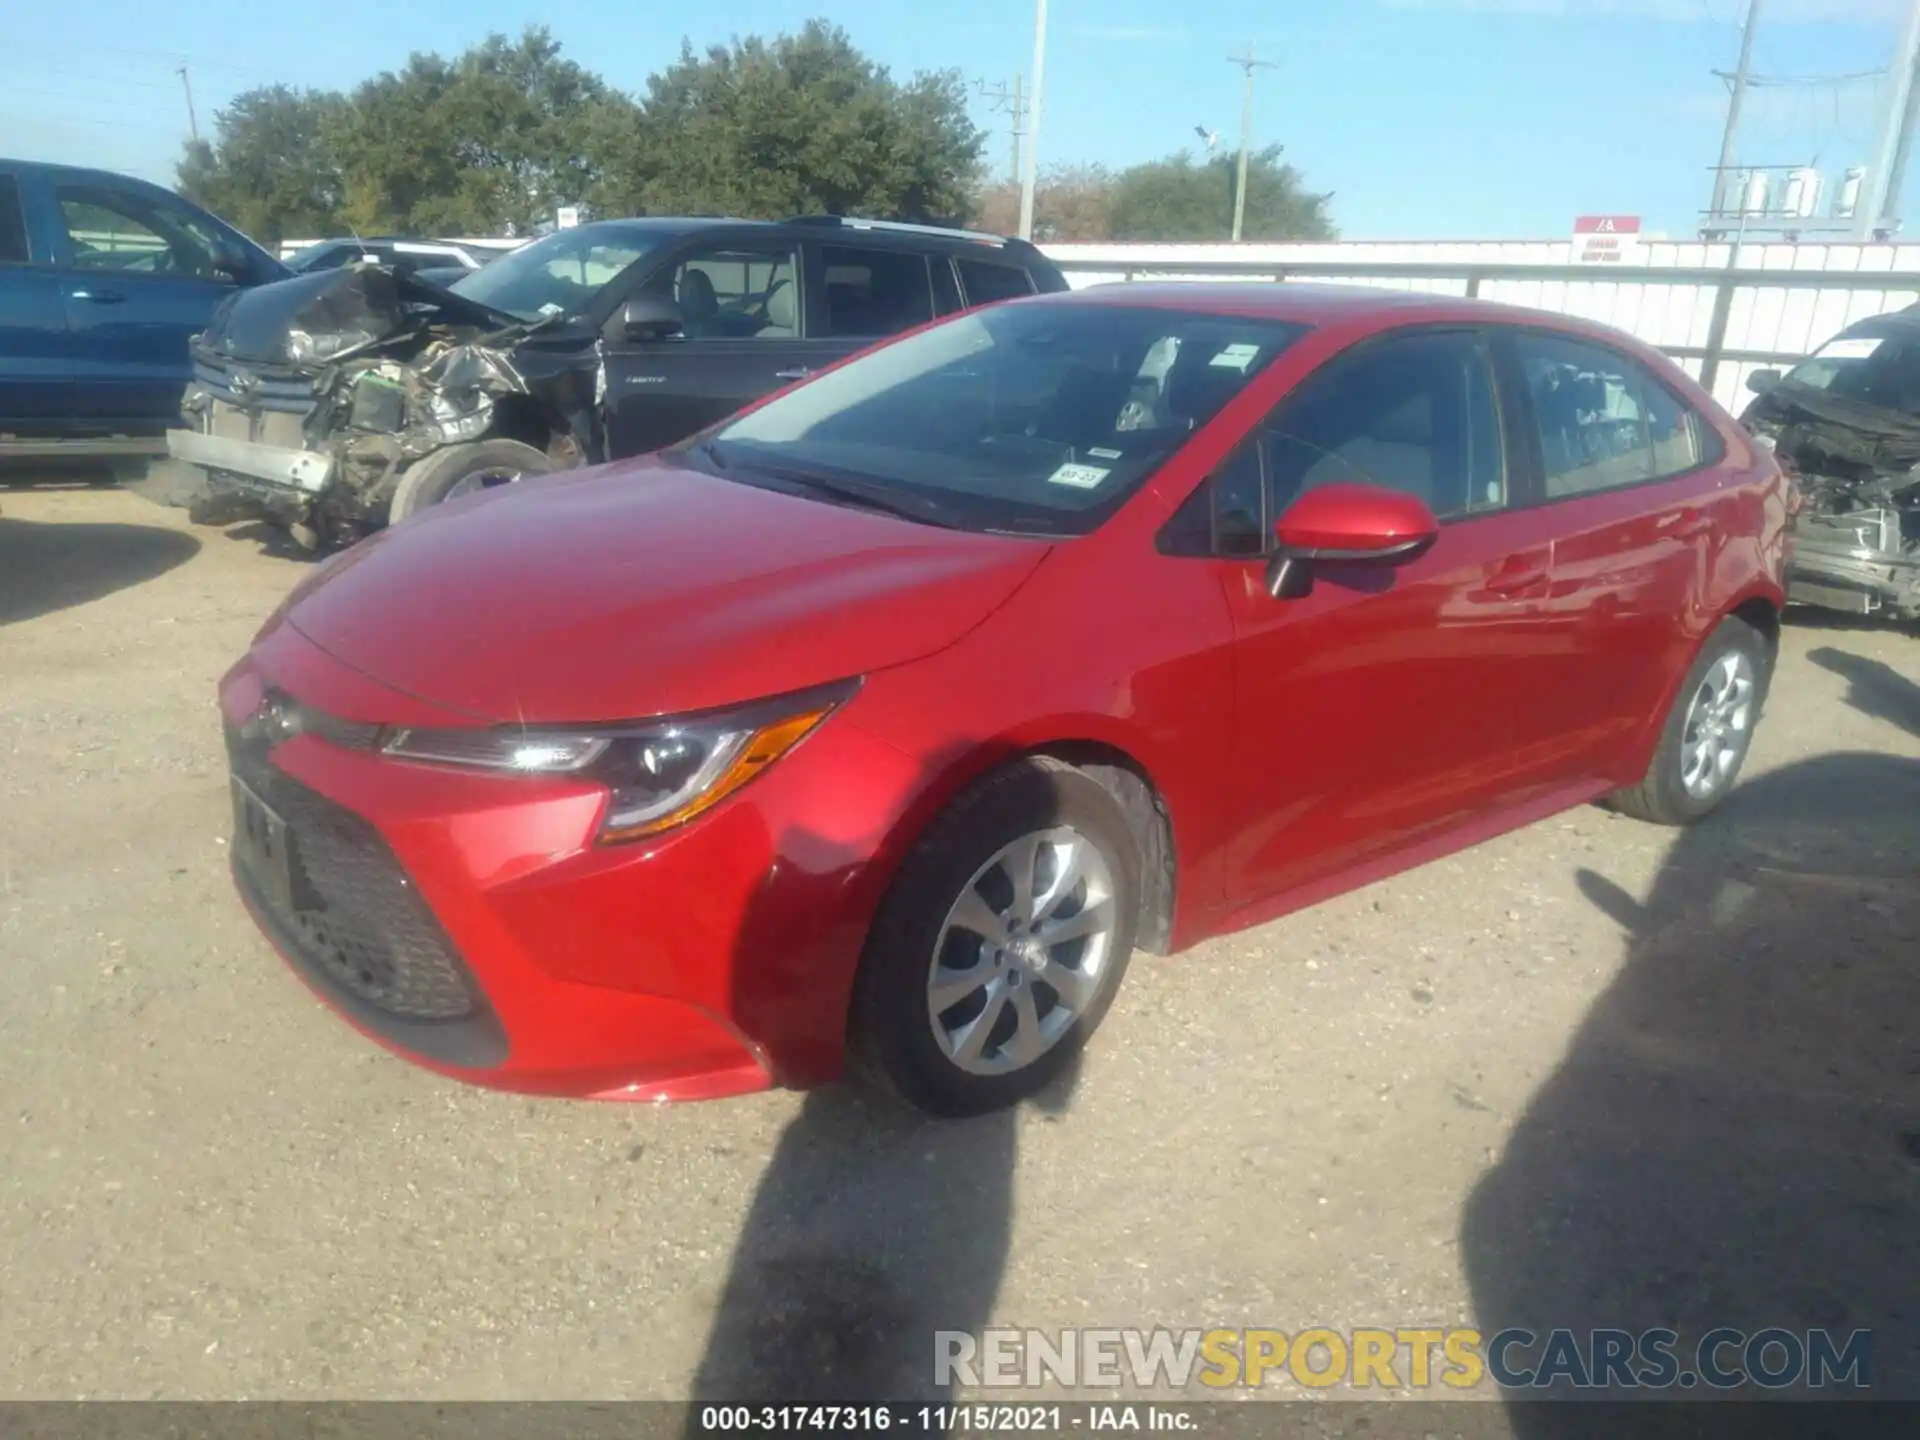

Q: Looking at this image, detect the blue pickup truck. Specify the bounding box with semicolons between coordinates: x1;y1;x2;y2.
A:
0;158;286;464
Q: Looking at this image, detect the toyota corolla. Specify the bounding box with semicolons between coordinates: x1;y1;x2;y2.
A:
219;283;1791;1115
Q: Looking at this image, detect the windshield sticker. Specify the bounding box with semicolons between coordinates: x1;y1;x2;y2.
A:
1087;447;1124;460
1048;462;1111;490
1817;336;1883;360
1210;343;1262;371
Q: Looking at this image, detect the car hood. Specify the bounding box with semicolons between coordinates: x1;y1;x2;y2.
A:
199;264;522;366
281;458;1052;723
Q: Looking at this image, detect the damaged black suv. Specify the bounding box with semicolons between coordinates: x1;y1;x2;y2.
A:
1742;306;1920;622
151;215;1069;549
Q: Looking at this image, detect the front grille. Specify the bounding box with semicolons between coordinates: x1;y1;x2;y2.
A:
227;724;506;1066
192;350;318;415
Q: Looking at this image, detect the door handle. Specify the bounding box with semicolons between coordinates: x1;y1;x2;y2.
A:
774;367;812;381
70;288;126;304
1479;555;1551;599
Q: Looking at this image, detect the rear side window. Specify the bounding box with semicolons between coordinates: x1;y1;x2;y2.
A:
0;176;29;264
818;246;934;338
1514;333;1705;498
958;258;1037;306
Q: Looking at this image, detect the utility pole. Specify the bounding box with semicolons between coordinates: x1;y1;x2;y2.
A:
177;64;199;143
1019;0;1048;241
975;75;1029;186
1866;0;1920;236
1227;44;1279;243
1711;0;1762;222
1883;45;1920;224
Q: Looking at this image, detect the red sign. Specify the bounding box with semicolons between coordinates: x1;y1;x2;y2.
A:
1572;215;1643;262
1573;215;1643;235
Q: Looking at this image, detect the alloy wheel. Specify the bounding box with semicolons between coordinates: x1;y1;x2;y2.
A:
927;827;1118;1077
1679;649;1757;800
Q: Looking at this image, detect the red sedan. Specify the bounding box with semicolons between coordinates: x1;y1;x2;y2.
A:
220;284;1791;1115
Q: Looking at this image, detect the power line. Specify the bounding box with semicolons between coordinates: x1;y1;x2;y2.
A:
1226;43;1279;243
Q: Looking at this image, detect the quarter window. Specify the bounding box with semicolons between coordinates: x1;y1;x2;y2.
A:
1264;330;1508;520
958;258;1037;306
1513;333;1704;498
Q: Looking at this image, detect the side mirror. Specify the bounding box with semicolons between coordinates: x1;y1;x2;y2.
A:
620;295;684;343
1264;483;1439;600
1746;368;1784;396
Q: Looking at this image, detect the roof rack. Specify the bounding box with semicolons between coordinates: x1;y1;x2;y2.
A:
781;215;1014;246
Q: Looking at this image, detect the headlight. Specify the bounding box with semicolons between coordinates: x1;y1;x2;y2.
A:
379;681;855;842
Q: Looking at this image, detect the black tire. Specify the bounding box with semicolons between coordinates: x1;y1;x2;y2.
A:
1607;615;1774;825
386;438;553;525
850;757;1141;1117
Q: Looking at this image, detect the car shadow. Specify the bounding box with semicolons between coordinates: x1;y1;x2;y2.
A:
1806;646;1920;740
688;744;1084;1413
0;514;200;626
1461;748;1920;1422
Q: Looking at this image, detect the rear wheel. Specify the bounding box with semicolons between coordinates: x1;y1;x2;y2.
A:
1607;616;1772;825
850;758;1139;1116
386;438;553;525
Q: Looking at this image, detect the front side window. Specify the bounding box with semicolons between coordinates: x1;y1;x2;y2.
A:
1265;329;1507;520
640;246;799;339
818;246;933;338
57;185;221;279
705;302;1309;535
1514;333;1702;498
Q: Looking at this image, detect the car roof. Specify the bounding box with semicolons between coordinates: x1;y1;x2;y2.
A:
563;214;1047;256
1031;281;1676;351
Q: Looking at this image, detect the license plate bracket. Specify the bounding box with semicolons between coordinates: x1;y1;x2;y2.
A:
231;775;296;913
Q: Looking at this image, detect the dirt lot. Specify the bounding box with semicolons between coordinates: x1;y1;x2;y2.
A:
2;483;1917;1410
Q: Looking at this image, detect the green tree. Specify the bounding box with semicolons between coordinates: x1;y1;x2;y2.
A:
590;20;983;224
329;28;627;236
175;86;347;246
1107;145;1335;243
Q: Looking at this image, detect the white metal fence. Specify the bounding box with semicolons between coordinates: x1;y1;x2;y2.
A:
1040;240;1920;411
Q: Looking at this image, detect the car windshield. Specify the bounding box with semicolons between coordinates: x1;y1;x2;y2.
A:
451;228;663;321
703;301;1310;536
1781;325;1920;413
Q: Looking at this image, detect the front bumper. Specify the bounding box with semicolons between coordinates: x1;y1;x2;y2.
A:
167;427;333;496
1786;508;1920;616
218;621;924;1100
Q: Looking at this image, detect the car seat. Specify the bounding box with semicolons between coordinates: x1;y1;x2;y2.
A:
677;269;721;337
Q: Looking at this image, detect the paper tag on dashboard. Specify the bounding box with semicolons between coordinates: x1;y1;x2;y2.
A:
1210;343;1262;371
1818;337;1882;360
1048;463;1111;489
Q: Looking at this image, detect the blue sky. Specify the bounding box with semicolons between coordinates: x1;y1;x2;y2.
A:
2;0;1913;239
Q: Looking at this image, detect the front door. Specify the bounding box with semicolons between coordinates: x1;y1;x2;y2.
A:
51;179;238;428
1219;326;1561;907
0;170;72;427
602;240;819;457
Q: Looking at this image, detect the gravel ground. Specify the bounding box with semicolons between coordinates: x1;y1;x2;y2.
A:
2;484;1916;1413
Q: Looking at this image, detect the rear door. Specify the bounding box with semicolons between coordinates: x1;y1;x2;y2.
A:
51;176;240;428
1498;327;1728;783
601;236;813;457
0;168;72;428
1215;326;1561;906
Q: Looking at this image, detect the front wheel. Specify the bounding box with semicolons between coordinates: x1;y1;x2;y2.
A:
1607;616;1772;825
386;438;554;525
850;758;1140;1117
